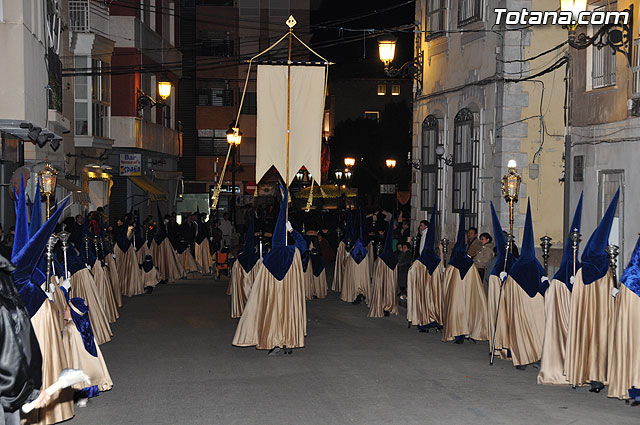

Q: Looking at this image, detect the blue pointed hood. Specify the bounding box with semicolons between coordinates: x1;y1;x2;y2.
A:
12;176;29;260
509;199;546;297
134;212;145;250
262;184;297;280
620;235;640;298
154;204;167;244
29;178;42;238
343;212;353;242
349;209;368;264
581;188;619;285
417;206;441;274
553;193;583;291
448;206;473;279
378;210;398;269
490;201;515;277
12;196;69;316
237;210;259;273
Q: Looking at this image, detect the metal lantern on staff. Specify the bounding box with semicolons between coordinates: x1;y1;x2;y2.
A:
501;159;521;241
38;157;58;220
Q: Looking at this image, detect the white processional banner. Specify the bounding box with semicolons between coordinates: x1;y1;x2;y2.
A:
256;65;325;185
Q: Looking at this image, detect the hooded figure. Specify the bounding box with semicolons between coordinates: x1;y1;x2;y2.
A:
150;205;187;282
608;235;640;400
538;193;582;385
487;201;517;359
332;212;353;293
100;215;123;309
407;206;444;328
441;206;488;343
194;214;212;274
308;244;328;300
60;291;113;400
565;188;619;391
12;189;76;424
230;211;262;318
114;214;144;297
340;210;371;305
501;199;546;367
232;185;308;353
368;211;399;318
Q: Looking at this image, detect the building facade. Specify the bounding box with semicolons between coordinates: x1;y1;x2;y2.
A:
411;0;568;264
568;0;638;269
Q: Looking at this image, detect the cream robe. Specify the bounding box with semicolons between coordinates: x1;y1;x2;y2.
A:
332;241;347;292
487;274;510;360
565;269;615;386
26;300;75;425
538;279;572;385
230;260;260;319
368;258;398;317
195;238;212;274
70;268;112;345
441;264;488;342
92;262;119;323
340;255;371;304
503;276;545;366
233;251;306;349
608;284;640;399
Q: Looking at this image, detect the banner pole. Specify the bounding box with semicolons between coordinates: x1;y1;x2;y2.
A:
285;17;295;222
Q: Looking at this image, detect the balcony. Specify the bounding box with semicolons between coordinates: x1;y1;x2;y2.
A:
111;117;181;157
69;0;109;37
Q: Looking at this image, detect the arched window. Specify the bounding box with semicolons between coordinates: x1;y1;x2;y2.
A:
452;108;479;227
421;115;439;212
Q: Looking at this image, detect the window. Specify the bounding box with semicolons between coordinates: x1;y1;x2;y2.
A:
591;3;617;89
364;111;380;121
458;0;481;26
452;109;478;227
426;0;446;40
421;115;439;211
377;84;387;96
74;56;110;138
239;0;259;16
197;86;233;106
391;84;400;96
197;129;229;155
197;32;234;57
269;0;290;18
240;91;257;114
598;170;624;270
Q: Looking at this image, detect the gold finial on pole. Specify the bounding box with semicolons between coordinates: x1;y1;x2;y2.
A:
286;15;297;29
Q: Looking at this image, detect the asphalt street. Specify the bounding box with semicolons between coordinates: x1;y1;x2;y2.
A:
71;274;639;425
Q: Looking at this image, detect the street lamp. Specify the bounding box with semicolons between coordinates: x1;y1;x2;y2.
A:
560;1;633;66
501;159;522;240
377;34;423;93
157;80;172;101
226;125;242;226
344;169;352;180
38;157;57;220
385;158;397;169
334;169;343;181
344;157;356;168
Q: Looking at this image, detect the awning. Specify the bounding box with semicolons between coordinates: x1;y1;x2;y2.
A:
129;176;169;201
56;178;90;204
153;170;183;180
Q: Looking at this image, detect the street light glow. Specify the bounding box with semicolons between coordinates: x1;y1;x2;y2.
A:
377;35;397;66
386;158;397;169
158;81;172;100
507;159;517;169
344;157;355;167
560;0;588;19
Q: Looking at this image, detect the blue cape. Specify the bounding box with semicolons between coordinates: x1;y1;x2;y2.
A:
509;199;546;297
581;188;619;285
417;206;440;274
553;193;583;291
621;236;640;298
448;206;473;279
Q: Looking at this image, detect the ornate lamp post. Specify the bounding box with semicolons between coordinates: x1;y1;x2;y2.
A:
38;157;57;220
570;228;581;278
560;0;633;66
606;244;620;289
226;125;242;226
45;234;58;291
440;238;450;264
58;229;70;279
540;236;553;275
377;35;423;93
501;160;522;243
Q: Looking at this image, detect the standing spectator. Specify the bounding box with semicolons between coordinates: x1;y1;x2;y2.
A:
466;226;482;258
473;232;495;281
219;212;235;247
396;242;413;297
415;220;428;259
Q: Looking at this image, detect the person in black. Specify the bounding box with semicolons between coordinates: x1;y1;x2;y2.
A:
0;254;47;424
